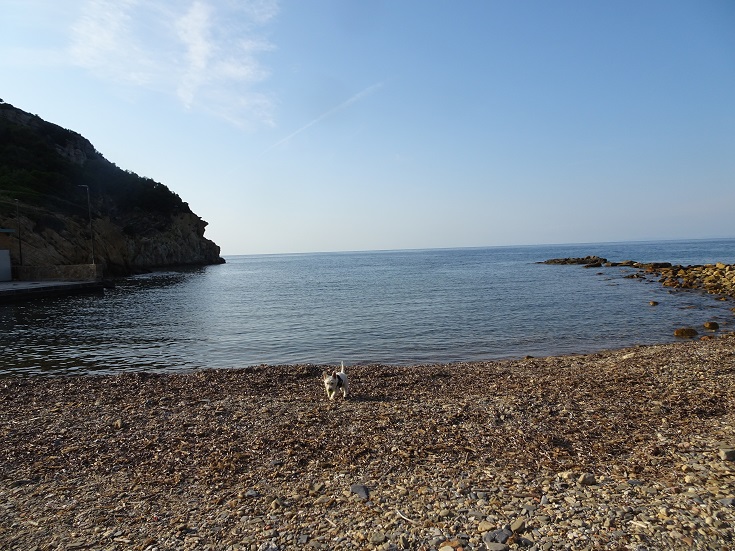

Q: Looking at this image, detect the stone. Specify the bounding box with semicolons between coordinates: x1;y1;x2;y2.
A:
674;327;698;338
477;520;495;532
483;541;510;551
703;321;719;331
649;301;659;306
719;448;735;461
350;484;370;500
542;256;607;265
485;528;513;543
578;473;597;485
369;531;387;545
510;517;526;533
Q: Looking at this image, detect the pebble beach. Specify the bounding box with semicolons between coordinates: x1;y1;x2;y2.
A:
2;335;735;551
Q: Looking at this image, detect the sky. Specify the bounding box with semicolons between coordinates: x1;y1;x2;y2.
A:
1;0;734;255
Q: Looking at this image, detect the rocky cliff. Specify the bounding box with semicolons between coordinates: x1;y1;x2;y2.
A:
0;100;224;275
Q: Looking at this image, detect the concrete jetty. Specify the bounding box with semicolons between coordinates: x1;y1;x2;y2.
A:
0;279;105;303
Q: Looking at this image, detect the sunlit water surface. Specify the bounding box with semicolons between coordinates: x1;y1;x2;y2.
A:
2;239;734;376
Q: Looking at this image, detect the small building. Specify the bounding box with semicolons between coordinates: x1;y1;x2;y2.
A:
0;228;16;281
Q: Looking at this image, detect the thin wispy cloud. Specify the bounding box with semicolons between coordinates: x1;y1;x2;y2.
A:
264;82;384;154
68;0;279;127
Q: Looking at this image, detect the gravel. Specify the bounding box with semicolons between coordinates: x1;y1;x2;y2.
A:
2;335;735;550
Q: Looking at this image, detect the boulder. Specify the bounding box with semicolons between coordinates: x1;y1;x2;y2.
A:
674;327;698;338
542;256;607;265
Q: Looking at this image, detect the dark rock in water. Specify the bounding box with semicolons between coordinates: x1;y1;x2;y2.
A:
541;256;608;265
703;321;719;331
649;301;659;306
674;327;698;338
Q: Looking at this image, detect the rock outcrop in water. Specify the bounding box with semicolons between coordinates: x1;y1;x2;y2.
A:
544;256;735;300
541;256;608;267
0;100;224;275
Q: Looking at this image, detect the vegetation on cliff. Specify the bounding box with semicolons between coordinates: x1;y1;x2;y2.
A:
0;99;224;274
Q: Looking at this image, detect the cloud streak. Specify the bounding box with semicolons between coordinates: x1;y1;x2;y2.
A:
263;82;384;154
68;0;279;127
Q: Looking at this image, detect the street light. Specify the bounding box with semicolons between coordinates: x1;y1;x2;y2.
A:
15;199;22;266
77;185;95;265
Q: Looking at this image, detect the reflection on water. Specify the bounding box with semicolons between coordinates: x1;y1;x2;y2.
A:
1;239;734;376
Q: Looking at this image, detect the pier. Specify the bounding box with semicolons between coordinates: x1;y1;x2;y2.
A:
0;279;105;303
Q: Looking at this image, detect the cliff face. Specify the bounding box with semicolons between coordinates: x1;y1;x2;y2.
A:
0;100;224;275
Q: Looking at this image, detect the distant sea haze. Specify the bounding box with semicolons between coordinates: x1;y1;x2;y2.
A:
2;239;734;376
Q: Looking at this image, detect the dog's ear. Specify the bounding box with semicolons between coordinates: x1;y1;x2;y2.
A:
331;371;337;378
322;371;329;379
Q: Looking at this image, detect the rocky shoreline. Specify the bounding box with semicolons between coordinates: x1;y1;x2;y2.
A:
2;336;735;550
543;257;735;301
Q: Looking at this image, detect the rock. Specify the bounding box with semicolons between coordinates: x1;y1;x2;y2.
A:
718;497;735;506
649;301;659;306
719;448;735;461
485;528;513;543
477;520;495;532
703;321;720;331
542;256;607;265
510;517;526;533
578;473;597;485
674;327;698;338
369;531;387;544
350;484;370;500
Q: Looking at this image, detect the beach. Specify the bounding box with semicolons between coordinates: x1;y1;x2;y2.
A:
2;336;734;550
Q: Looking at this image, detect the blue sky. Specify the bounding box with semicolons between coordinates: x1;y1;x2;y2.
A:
2;1;734;255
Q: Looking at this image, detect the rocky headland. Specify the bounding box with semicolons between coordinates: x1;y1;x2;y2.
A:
0;100;223;276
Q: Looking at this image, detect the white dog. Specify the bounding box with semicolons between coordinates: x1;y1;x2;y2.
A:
323;362;348;400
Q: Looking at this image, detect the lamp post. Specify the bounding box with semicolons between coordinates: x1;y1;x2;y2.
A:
15;199;22;266
77;185;95;265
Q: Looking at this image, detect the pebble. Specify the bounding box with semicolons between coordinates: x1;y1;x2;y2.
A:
2;338;735;551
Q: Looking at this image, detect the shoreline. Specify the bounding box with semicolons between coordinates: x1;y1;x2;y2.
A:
2;337;734;550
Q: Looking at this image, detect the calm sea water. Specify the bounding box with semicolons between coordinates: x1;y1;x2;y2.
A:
2;239;734;376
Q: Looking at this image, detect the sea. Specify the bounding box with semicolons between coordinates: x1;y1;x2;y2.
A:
1;239;734;377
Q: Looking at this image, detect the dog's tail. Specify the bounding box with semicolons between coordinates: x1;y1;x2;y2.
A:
340;361;346;373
